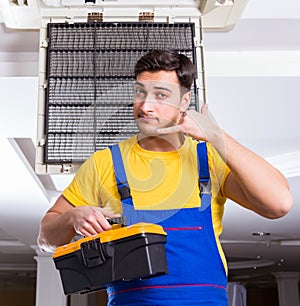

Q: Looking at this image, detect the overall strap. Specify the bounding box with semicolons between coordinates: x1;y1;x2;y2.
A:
109;144;132;201
197;142;212;210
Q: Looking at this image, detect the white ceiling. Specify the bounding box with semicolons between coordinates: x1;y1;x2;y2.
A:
0;0;299;289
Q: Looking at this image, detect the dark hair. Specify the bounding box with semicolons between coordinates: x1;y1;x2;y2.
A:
134;50;196;90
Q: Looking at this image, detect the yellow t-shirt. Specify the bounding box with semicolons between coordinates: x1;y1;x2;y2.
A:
63;135;230;270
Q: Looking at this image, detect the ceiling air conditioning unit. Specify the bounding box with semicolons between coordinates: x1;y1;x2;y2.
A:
0;0;248;31
0;0;249;174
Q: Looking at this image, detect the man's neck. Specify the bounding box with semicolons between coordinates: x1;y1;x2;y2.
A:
137;133;185;152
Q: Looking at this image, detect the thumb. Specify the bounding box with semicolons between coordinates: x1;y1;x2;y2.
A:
95;207;121;219
157;125;182;135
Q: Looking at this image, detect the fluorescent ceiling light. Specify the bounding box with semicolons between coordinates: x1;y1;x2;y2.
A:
0;240;25;246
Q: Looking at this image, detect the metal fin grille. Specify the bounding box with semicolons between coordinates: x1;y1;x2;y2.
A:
45;22;197;163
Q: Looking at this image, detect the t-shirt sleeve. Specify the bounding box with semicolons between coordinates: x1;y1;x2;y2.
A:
206;142;231;200
62;153;101;207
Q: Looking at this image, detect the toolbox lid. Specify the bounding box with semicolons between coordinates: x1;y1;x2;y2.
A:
53;222;166;259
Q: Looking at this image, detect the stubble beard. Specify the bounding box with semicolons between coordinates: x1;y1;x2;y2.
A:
135;117;177;137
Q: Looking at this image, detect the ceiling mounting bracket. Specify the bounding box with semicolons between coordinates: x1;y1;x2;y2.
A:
88;12;103;22
139;12;154;23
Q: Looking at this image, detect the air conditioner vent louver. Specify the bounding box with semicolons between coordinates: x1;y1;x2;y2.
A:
43;22;198;165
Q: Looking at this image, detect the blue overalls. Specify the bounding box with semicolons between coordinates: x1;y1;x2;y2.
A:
107;142;228;305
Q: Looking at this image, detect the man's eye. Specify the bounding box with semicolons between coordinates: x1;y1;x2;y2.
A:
156;92;168;99
134;88;146;96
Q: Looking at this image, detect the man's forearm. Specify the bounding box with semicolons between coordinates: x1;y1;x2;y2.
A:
37;210;76;252
211;129;293;218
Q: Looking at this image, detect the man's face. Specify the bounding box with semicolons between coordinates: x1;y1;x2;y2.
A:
133;70;189;136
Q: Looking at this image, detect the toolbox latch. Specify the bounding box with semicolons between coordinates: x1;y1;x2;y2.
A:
81;239;106;268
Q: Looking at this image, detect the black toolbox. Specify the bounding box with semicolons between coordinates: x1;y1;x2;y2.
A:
53;222;168;295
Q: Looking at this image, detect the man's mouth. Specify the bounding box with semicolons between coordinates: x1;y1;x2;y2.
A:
138;115;157;122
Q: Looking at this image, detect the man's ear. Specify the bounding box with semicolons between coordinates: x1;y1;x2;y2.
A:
180;91;191;112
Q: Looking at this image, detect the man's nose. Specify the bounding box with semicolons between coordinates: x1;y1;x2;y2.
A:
138;96;156;110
